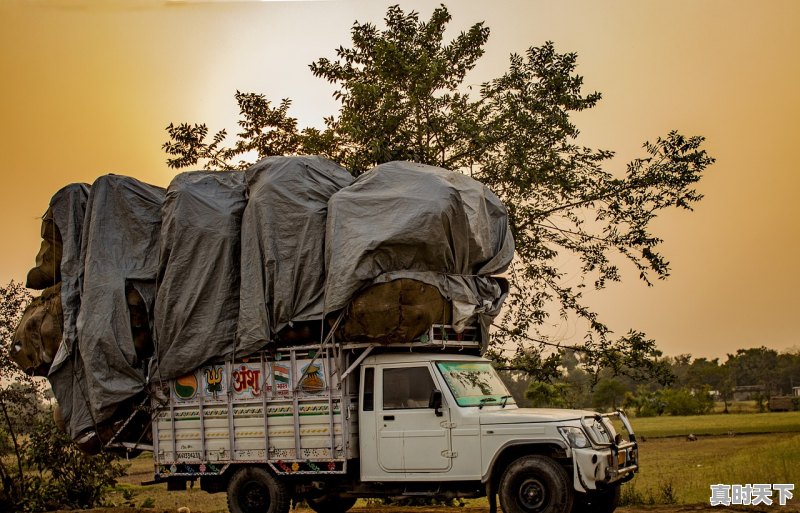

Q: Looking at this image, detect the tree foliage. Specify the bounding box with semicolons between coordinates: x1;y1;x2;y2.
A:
163;4;714;379
1;281;125;511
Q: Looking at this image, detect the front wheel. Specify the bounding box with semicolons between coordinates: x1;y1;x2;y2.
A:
227;467;290;513
499;455;573;513
306;494;357;513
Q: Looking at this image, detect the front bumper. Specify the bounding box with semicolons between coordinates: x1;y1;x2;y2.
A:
572;410;638;492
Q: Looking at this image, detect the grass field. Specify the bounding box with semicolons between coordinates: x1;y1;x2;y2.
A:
629;411;800;438
622;432;800;504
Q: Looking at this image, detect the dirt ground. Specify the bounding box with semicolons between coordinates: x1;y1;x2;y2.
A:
52;505;800;513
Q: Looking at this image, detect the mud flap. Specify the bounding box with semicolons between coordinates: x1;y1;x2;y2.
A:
486;480;497;513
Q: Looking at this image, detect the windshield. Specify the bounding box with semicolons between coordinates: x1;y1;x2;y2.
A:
436;361;515;407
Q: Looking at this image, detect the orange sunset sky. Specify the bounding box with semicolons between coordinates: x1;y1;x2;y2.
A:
1;0;798;360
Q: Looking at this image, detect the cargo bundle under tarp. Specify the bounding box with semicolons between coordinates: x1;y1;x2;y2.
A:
50;175;165;440
325;161;514;348
42;183;91;440
153;171;247;381
236;156;354;354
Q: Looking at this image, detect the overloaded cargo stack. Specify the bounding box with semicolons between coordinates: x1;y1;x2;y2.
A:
325;161;514;349
9;156;514;454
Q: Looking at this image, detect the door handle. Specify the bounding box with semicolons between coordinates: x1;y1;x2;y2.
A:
383;415;395;421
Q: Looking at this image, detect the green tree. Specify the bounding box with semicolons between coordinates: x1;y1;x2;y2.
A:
0;281;35;510
1;282;125;511
525;382;570;408
164;4;713;379
592;378;629;411
726;347;780;411
660;386;714;416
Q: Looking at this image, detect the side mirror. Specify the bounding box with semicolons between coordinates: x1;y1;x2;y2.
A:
429;389;443;417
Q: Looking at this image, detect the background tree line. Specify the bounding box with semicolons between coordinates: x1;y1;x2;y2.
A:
505;346;800;416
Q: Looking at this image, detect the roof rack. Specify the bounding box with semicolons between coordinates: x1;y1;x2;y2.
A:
277;324;481;353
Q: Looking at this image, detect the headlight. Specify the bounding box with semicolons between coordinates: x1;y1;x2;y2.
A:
559;426;590;448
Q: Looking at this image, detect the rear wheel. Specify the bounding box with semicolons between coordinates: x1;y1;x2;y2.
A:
306;494;357;513
227;467;290;513
499;455;573;513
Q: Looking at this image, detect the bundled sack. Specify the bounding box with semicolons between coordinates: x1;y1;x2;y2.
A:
48;175;164;441
325;161;514;347
12;184;88;378
237;156;354;354
26;207;63;290
25;184;89;290
11;283;62;376
153;171;247;380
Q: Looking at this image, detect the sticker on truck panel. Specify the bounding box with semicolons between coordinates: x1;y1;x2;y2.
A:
272;362;291;396
299;362;325;394
173;373;198;400
232;363;264;398
203;366;226;399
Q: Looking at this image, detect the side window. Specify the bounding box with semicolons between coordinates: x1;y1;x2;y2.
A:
383;367;435;410
363;367;374;412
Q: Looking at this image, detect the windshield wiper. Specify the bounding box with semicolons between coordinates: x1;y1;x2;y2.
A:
479;397;498;409
500;395;512;408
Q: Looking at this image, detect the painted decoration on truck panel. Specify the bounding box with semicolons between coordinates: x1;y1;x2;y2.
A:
232;363;263;398
174;373;198;400
271;362;291;396
299;362;325;394
203;366;225;399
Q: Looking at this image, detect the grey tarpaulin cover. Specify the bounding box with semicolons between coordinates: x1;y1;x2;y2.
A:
72;175;164;433
153;171;247;380
45;184;90;439
325;161;515;347
237;156;354;356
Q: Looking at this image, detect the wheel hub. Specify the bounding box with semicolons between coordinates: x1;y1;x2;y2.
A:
519;478;547;510
242;481;269;513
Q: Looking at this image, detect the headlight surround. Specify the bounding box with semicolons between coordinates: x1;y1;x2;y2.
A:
559;426;590;448
585;417;614;444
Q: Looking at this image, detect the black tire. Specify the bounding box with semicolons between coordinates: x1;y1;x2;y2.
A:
306;494;357;513
498;455;574;513
571;486;620;513
227;467;290;513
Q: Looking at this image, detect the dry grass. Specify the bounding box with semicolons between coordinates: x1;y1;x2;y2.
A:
622;432;800;504
108;455;229;512
629;411;800;438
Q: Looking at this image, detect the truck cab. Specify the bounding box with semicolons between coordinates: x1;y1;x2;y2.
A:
354;352;638;513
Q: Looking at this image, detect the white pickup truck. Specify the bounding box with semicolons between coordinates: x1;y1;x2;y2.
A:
146;327;638;513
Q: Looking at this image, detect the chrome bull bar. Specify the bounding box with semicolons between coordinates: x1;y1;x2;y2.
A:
581;410;639;483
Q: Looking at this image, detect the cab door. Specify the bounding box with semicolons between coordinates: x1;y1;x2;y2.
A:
377;364;452;473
